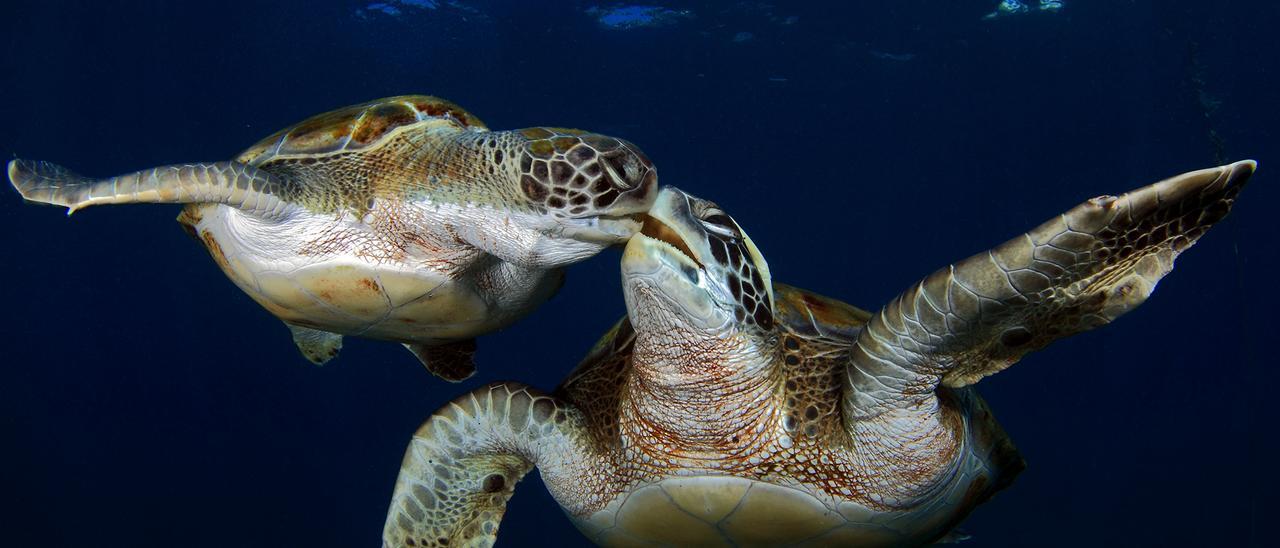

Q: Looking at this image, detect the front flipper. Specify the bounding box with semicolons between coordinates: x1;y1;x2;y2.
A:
845;160;1256;417
384;383;600;548
287;324;344;365
404;340;477;382
8;159;298;219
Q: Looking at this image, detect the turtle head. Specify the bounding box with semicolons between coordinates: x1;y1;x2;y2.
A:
515;128;658;245
622;187;774;337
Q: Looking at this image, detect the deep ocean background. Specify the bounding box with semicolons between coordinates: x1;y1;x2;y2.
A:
1;1;1277;546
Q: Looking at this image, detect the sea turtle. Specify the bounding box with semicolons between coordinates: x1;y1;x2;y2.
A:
381;160;1255;546
8;95;658;380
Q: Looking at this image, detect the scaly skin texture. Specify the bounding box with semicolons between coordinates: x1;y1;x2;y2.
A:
843;160;1253;505
384;383;614;548
235;97;657;222
7;95;658;374
8;160;298;218
383;161;1254;546
560;298;1020;546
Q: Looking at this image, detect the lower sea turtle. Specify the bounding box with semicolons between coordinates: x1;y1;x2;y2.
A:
8;95;657;380
381;160;1254;546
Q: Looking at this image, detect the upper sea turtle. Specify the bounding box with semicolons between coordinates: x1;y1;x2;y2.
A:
381;160;1254;546
8;95;658;380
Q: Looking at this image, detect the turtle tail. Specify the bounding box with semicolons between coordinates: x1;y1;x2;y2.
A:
8;159;298;219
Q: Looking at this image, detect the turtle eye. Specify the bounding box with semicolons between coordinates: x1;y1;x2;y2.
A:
699;209;739;239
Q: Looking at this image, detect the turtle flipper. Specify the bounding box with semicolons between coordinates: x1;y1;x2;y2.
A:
844;160;1255;417
8;159;298;219
404;340;477;382
384;383;597;548
287;324;343;365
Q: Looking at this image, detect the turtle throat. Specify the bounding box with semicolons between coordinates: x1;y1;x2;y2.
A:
623;290;783;455
621;236;778;390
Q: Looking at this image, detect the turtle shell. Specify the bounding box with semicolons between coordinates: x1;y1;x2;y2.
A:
235;95;488;166
771;283;872;340
575;476;932;546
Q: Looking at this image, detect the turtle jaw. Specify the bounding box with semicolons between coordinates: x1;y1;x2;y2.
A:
623;187;776;334
555;213;647;245
551;175;658;245
622;232;728;332
621;188;738;331
555;167;659;245
639;214;704;268
632;187;717;267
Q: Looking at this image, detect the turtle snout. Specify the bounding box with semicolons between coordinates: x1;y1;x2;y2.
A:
592;142;659;215
608;166;659;215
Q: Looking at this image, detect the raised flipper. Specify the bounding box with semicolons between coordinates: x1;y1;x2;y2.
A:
8;159;298;219
384;383;601;548
844;160;1256;419
287;324;344;365
404;340;477;382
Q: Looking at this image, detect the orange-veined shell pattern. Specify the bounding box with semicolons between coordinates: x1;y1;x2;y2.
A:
236;95;487;166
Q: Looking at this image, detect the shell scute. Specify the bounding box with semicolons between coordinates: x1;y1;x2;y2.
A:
519;127;554;140
267;108;356;158
716;482;846;543
610;484;726;545
351;102;420;147
772;283;873;340
236;95;487;165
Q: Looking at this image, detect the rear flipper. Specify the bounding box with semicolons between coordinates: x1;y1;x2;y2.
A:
8;159;298;219
404;340;478;382
384;383;598;548
845;160;1256;417
287;324;344;365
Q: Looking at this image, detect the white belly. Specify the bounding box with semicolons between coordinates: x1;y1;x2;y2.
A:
181;203;558;342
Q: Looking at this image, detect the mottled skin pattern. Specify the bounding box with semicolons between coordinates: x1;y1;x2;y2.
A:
7;96;657;378
383;160;1253;547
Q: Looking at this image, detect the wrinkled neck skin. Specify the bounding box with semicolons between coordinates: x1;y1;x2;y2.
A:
445;204;612;269
841;315;969;508
621;283;782;460
846;392;966;509
385;127;522;209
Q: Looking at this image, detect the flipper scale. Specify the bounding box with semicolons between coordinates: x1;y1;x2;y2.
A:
844;160;1256;419
8;158;298;219
383;383;598;548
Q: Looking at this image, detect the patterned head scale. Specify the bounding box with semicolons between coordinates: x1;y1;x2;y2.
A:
516;128;658;218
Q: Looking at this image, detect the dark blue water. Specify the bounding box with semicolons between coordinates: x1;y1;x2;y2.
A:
2;1;1276;546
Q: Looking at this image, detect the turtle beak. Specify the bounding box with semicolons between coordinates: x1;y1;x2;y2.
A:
559;214;645;244
623;188;708;282
558;186;655;245
633;187;713;265
639;213;703;268
622;226;715;324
